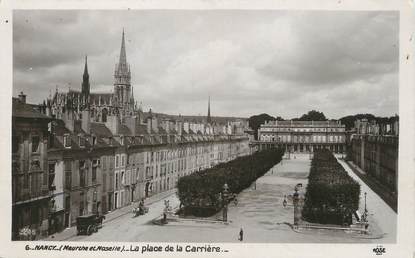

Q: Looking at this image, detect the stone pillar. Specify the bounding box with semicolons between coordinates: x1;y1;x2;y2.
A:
222;183;229;222
360;137;365;170
376;143;381;178
293;190;300;225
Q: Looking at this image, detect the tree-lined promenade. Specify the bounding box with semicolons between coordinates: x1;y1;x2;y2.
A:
49;152;395;243
177;148;285;217
302;149;360;225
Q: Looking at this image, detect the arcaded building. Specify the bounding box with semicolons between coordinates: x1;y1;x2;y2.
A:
257;120;346;153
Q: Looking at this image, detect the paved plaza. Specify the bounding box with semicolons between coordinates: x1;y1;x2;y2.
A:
49;154;396;243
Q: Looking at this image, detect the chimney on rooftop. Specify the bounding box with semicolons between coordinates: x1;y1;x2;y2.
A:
105;115;120;135
81;109;91;134
151;116;158;133
62;109;75;132
175;120;183;135
125;116;138;136
183;122;189;134
18;92;26;104
146;118;152;134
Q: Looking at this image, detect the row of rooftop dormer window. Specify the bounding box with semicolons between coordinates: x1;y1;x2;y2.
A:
61;134;149;149
110;142;238;168
60;133;243;149
61;141;245;172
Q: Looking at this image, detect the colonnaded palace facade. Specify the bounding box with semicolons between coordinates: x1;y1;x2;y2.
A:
11;31;250;239
257;120;346;153
256;117;399;203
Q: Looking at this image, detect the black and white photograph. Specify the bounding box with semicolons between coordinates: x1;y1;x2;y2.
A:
2;2;414;257
11;9;400;243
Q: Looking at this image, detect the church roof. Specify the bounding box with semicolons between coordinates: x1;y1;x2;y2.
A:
90;93;112;105
119;124;132;135
90;122;113;137
52;119;72;136
136;124;148;135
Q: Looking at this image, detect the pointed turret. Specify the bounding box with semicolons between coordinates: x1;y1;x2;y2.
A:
83;56;89;80
130;86;135;107
81;55;90;107
138;101;143;112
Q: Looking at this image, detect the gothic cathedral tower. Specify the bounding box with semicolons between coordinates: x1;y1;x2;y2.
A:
114;29;132;109
81;55;90;106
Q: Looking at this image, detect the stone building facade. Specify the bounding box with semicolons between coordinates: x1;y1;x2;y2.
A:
257;120;346;153
45;106;249;228
12;30;250;238
12;93;52;240
348;118;399;194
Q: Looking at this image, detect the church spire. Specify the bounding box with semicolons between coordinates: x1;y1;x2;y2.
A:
119;28;127;66
82;55;90;102
114;28;131;108
207;96;211;124
83;55;89;79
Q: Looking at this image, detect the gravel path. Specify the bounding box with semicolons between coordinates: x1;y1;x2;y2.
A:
66;154;395;243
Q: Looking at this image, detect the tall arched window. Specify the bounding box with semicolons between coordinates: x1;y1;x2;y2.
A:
102;108;108;123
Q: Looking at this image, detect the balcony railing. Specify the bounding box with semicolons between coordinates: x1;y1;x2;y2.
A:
13;187;49;203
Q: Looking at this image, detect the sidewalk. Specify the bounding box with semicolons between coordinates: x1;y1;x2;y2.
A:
45;188;177;241
347;161;366;175
344;160;397;212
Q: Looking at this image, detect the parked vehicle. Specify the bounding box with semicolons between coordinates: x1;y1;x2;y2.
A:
133;206;149;217
76;214;105;235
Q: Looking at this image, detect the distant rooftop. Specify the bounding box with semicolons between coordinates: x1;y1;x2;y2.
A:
12;97;51;120
261;120;344;128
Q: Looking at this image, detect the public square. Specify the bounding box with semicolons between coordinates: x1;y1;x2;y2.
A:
52;154;396;243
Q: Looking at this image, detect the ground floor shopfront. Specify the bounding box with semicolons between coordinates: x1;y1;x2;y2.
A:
256;142;345;153
12;198;50;240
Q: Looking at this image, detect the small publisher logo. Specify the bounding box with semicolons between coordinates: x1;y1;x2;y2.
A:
372;245;386;256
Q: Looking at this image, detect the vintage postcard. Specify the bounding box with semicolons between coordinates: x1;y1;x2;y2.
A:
0;1;414;258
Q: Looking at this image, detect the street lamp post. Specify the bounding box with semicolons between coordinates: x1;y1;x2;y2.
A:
364;192;367;212
93;189;97;214
293;183;302;226
222;183;229;222
293;188;300;226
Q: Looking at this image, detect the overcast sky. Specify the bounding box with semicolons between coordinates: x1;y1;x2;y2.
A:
13;10;399;119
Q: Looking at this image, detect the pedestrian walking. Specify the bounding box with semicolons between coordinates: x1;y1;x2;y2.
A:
283;195;287;208
163;211;167;224
238;228;243;241
232;194;237;206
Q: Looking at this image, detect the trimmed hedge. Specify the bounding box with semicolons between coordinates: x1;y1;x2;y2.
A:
177;148;284;217
302;149;360;225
